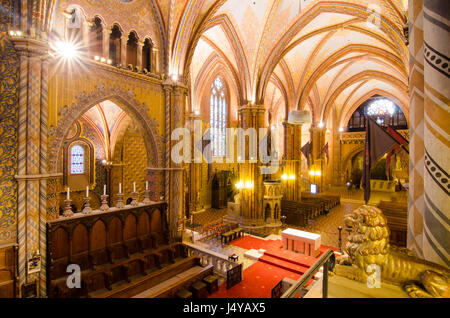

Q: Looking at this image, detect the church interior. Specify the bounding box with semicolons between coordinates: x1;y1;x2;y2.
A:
0;0;449;299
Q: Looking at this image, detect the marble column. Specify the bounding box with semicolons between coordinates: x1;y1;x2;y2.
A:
422;0;450;267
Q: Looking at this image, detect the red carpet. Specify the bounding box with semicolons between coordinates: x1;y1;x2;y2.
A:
208;235;337;298
209;260;301;298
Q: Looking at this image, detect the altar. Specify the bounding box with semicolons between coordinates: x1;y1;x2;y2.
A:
281;228;321;257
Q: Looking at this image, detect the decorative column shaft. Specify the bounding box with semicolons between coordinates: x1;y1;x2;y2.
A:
137;41;143;69
238;104;266;226
422;0;450;267
283;123;302;201
407;0;426;257
310;126;326;192
12;36;50;297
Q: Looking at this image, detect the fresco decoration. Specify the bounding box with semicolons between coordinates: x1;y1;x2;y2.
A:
0;2;19;244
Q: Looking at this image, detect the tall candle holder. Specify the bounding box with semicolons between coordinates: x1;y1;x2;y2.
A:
142;189;152;205
100;194;110;211
116;193;125;209
63;199;74;217
130;192;138;206
82;197;93;214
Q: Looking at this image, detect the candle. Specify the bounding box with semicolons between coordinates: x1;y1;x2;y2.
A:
86;186;89;197
103;185;106;196
67;187;70;200
146;181;148;190
119;183;121;194
133;182;136;193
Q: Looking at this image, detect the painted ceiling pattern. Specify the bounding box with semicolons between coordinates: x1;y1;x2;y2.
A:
51;0;409;128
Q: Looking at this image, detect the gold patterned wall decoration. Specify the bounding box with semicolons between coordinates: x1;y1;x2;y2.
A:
0;15;19;245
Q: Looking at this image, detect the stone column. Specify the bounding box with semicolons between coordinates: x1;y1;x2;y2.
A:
187;112;202;212
152;48;159;74
407;0;425;258
171;84;188;238
120;35;127;66
422;0;450;267
137;41;143;69
238;103;266;227
12;36;50;297
283;123;302;201
103;27;111;59
310;126;326;192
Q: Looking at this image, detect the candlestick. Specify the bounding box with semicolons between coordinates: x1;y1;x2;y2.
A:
100;194;109;211
63;199;74;217
133;182;136;193
116;192;124;209
146;181;148;190
103;184;106;196
119;183;122;194
86;186;89;198
130;191;138;206
67;187;70;200
82;197;92;214
142;189;152;205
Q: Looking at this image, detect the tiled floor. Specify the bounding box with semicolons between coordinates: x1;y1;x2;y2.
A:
188;188;403;249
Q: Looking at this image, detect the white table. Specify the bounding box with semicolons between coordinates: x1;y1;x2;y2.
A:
281;228;321;257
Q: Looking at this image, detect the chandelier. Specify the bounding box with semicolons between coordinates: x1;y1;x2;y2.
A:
367;99;396;117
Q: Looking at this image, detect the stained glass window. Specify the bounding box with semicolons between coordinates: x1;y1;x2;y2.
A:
70;145;84;174
210;77;227;157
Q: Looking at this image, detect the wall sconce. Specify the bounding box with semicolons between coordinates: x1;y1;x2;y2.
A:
94;56;112;65
236;180;254;190
309;170;322;176
9;30;23;37
281;174;288;180
101;159;113;167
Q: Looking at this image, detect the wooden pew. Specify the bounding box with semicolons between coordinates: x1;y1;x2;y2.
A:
132;264;214;298
46;202;184;298
378;201;407;247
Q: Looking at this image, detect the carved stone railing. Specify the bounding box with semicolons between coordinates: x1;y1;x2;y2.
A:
183;242;243;286
341;130;409;145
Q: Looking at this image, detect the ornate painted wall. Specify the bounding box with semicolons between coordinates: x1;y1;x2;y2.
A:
0;1;19;246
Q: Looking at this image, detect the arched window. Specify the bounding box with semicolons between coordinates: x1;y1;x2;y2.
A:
89;17;103;58
126;32;138;67
142;38;152;72
109;25;122;66
210;77;227;157
70;145;85;174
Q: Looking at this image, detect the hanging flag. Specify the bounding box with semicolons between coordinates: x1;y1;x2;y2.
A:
362;118;401;203
323;142;329;164
301;141;312;166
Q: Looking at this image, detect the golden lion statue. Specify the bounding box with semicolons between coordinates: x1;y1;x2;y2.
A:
336;205;450;298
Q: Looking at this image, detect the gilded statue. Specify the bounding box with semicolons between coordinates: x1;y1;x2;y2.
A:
336;205;450;298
